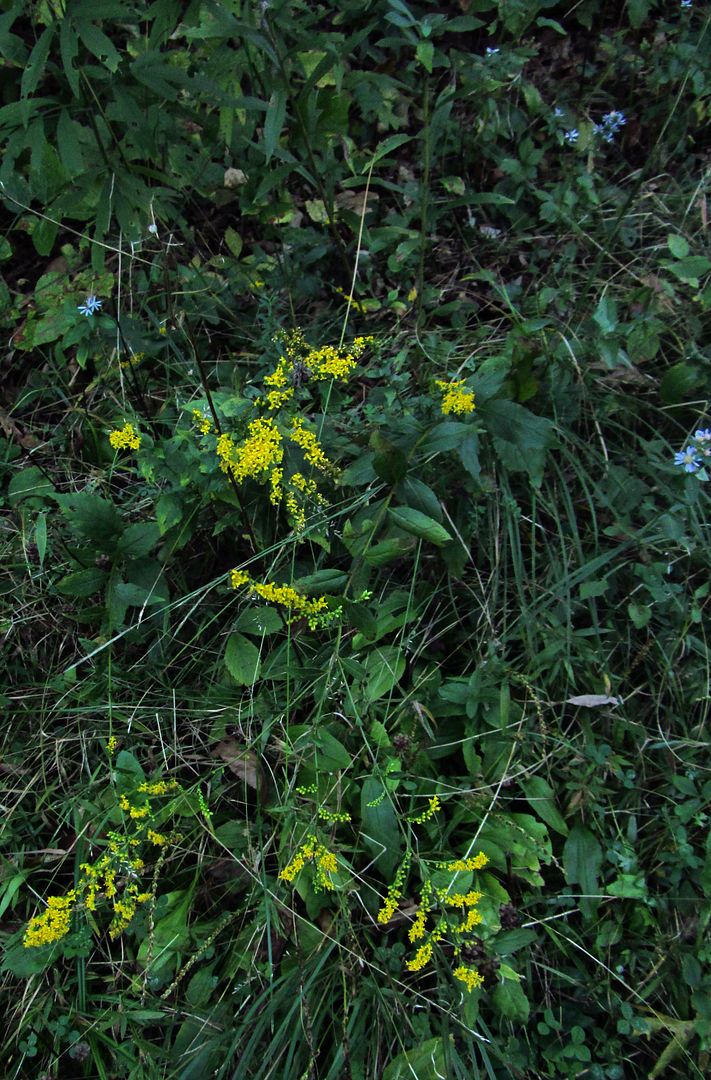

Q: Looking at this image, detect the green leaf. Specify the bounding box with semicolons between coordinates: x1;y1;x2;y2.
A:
388;507;452;546
294;569;348;594
416;40;434;72
155;494;183;535
116;522;160;559
366;134;414;171
8;466;54;507
224;632;261;686
224;226;243;259
626;0;650;29
235;607;283;635
360;777;401;879
383;1037;450;1080
313;729;352;771
663;255;711;283
77;22;121;72
55;568;108;598
57;493;122;548
56;111;84;177
21;26;54;99
264;88;287;163
362;645;406;702
521;776;568;835
667;234;690;259
563;824;602;898
592;296;618;336
59;17;80;97
493;979;530;1023
34;513;47;566
659;362;702;405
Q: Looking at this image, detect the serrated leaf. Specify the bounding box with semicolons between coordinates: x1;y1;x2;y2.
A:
388;506;452;546
224;632;261;686
57;493;123;548
55;567;108;598
155;494;182;535
117;522;160;559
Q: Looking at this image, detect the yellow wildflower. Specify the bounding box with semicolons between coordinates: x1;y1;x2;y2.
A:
109;422;141;451
408;881;432;943
453;965;484;992
288;418;335;474
405;942;432;973
458;908;484;933
192;409;213;435
377;853;411;924
435;380;476;416
23;891;77;948
410;795;442;824
445;852;489;872
107;736;118;755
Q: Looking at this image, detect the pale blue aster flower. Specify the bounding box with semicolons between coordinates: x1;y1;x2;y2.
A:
564;129;579;145
681;1;692;9
78;295;103;317
485;47;499;57
694;429;711;442
553;107;564;118
674;448;702;473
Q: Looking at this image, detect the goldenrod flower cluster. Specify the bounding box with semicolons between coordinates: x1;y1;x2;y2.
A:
23;893;77;948
318;806;351;823
109;422;141;451
192;409;213;435
380;848;489;991
230;569;340;630
260;329;373;411
409;795;442;824
443;851;489;872
23;778;181;948
279;834;339;892
453;965;484;992
435;380;476;416
376;852;412;924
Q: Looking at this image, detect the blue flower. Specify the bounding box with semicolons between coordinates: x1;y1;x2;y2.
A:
564;129;579;145
78;295;103;317
594;111;626;144
681;1;692;9
674;448;702;473
694;429;711;442
553;107;564;119
485;47;499;57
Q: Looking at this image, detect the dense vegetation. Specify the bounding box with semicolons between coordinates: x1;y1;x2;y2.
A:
1;1;710;1077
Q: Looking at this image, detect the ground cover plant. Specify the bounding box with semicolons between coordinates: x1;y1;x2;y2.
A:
1;0;710;1077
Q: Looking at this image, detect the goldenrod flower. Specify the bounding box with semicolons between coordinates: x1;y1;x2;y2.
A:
453;965;484;992
445;852;489;872
410;795;442;824
109;422;141;451
435;380;476;416
405;942;432;972
23;892;77;948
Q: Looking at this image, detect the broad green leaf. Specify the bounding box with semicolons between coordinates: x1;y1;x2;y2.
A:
416;40;434;72
667;234;690;259
224;227;242;259
313;729;352;771
21;26;54;99
493;979;530;1023
362;645;406;702
55;568;108;598
664;255;711;283
388;506;452;546
8;466;54;507
77;22;121;72
56;111;84;177
360;777;401;878
294;569;348;594
57;493;122;548
235;606;283;635
117;522;160;559
225;632;261;686
383;1037;451;1080
563;824;602;898
155;494;183;535
521;776;568;835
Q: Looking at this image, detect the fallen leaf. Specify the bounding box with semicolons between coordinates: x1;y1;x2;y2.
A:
566;695;621;708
